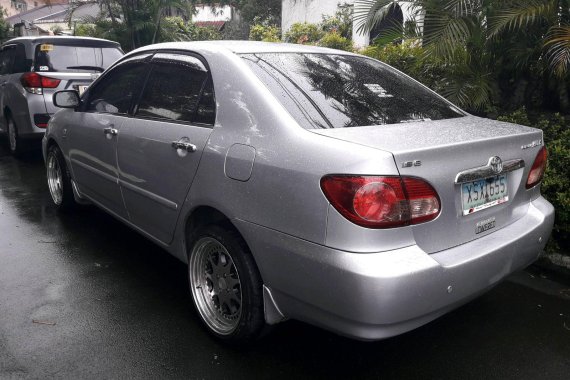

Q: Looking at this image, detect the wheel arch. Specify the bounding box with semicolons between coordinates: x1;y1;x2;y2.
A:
45;136;59;151
184;206;240;256
3;106;11;130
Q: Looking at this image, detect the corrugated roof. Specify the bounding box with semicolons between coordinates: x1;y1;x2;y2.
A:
6;5;68;26
195;21;226;31
35;4;101;23
6;4;101;25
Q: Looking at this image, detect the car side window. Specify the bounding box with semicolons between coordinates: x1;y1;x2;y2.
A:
135;53;215;126
0;46;16;75
85;58;149;115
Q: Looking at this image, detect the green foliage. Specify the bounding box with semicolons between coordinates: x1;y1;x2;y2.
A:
320;4;353;39
361;40;444;89
498;109;570;253
355;0;570;113
237;0;281;25
284;22;324;44
74;19;131;50
249;24;281;42
0;6;11;40
186;22;222;41
222;19;250;40
282;9;355;52
318;31;353;51
159;17;221;42
50;25;64;35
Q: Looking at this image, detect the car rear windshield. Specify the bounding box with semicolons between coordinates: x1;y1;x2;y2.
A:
34;44;123;73
241;53;464;129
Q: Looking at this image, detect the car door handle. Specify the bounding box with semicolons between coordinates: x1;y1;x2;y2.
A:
171;141;197;152
103;127;118;136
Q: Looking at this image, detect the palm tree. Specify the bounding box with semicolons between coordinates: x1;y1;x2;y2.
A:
354;0;570;111
490;0;570;78
354;0;497;110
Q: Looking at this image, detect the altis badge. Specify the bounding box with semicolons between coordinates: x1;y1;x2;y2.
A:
476;217;496;234
521;139;542;150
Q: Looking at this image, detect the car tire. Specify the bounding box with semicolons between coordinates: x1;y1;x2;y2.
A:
6;114;26;157
188;224;265;344
46;144;76;211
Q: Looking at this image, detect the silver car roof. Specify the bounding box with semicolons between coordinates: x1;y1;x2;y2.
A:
128;40;357;56
3;36;121;47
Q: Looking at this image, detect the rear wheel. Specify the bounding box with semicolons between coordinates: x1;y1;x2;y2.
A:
46;145;76;210
6;115;26;156
188;224;265;343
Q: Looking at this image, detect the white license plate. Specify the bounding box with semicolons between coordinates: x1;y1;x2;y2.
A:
461;175;508;215
78;85;89;95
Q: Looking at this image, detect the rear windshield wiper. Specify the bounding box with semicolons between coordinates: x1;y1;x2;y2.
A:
66;65;105;72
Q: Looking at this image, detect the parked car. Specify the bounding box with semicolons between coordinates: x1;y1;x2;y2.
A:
0;36;123;156
43;41;554;343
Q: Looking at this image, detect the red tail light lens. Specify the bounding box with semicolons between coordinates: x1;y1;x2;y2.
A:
20;72;61;93
320;175;440;228
526;146;547;189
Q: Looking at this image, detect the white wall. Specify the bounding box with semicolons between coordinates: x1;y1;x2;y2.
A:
193;4;233;22
282;0;342;33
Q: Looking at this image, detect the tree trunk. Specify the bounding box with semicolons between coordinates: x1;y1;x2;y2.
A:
104;0;118;27
152;3;163;44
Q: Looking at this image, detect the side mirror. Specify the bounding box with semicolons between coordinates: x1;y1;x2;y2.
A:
53;90;80;109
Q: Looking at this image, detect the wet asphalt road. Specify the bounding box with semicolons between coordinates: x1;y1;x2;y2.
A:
0;141;570;380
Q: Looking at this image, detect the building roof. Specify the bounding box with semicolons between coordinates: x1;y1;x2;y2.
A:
6;5;68;26
34;3;101;23
6;3;101;26
195;21;226;31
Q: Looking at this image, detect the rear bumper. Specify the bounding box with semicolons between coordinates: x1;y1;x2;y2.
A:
237;196;554;340
10;93;49;139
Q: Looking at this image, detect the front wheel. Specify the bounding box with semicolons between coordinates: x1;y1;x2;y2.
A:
46;145;76;210
188;224;265;343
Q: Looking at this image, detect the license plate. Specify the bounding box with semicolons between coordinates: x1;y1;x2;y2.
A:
78;85;89;95
461;175;508;215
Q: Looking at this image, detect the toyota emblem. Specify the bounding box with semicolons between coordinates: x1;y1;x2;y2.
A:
489;156;503;174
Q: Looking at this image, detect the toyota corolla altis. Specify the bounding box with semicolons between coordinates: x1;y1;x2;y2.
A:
43;41;554;343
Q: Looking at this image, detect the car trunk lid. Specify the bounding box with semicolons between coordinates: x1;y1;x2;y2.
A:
312;116;544;253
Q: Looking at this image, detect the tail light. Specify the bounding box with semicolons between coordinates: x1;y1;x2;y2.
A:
20;72;61;94
526;146;547;189
320;175;440;228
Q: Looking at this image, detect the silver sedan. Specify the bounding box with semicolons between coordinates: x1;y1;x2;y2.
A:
43;41;554;343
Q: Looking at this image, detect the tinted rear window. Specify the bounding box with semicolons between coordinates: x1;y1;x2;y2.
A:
34;44;123;73
242;53;464;129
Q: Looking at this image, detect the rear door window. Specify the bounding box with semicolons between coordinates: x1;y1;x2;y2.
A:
34;44;123;73
135;53;215;126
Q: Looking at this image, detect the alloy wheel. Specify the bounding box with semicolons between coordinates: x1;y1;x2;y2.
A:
47;151;63;205
7;119;17;152
190;237;242;335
